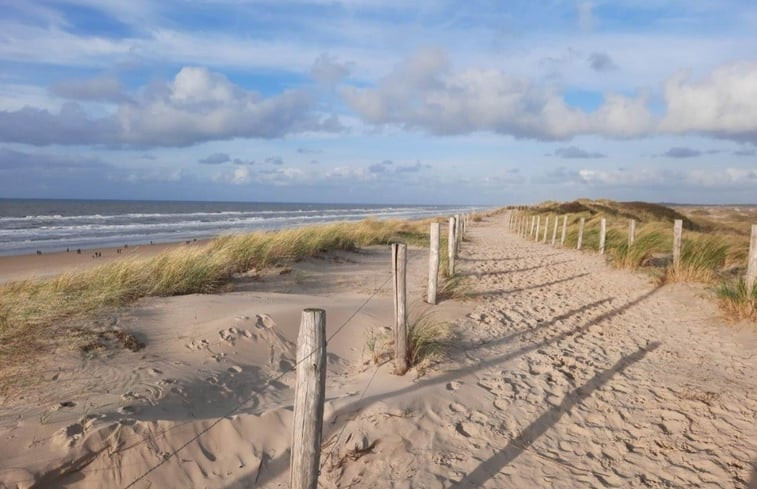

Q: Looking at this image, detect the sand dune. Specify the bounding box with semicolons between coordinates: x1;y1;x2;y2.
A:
1;215;755;488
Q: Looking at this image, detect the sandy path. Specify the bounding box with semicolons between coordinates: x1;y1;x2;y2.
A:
321;214;757;488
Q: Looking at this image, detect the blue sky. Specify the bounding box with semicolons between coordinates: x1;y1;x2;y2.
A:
0;0;756;205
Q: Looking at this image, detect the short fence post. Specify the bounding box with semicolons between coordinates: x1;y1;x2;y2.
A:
577;217;585;250
599;218;606;254
291;308;327;489
535;216;541;241
448;217;456;276
392;243;408;375
530;216;536;238
673;219;683;268
427;222;440;305
561;215;568;246
746;224;757;291
628;219;636;247
551;216;558;245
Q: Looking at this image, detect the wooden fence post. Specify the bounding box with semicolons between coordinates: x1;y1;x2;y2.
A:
535;216;541;241
427;222;440;305
599;218;606;254
551;216;558;245
673;219;683;268
628;219;636;247
448;217;456;276
530;216;536;238
392;243;408;375
577;217;585;250
455;214;462;255
561;215;568;246
291;308;327;489
542;216;549;243
746;224;757;291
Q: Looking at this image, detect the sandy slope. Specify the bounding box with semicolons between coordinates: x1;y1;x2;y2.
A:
1;215;756;488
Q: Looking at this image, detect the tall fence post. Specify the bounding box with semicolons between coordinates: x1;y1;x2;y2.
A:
542;216;549;243
628;219;636;247
673;219;683;268
530;216;536;238
291;308;327;489
427;222;440;305
599;218;607;254
448;217;456;276
455;214;462;255
577;217;585;250
535;216;541;241
392;243;408;375
747;224;757;291
561;215;568;246
551;216;558;245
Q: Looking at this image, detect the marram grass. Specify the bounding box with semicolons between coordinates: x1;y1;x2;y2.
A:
0;218;431;381
665;236;729;283
716;279;757;321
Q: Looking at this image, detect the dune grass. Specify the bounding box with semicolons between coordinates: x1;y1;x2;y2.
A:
0;218;433;386
405;310;452;373
716;279;757;321
665;236;729;283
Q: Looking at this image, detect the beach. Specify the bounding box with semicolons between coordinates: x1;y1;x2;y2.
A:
0;213;755;488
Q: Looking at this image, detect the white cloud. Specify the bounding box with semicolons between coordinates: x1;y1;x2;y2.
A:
342;48;650;140
0;67;332;146
660;62;757;142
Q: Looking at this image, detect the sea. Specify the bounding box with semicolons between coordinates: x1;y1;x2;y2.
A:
0;199;480;256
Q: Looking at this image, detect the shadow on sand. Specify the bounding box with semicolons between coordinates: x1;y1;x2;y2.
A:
448;342;661;488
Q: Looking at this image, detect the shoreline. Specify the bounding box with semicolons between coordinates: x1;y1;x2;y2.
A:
0;238;212;284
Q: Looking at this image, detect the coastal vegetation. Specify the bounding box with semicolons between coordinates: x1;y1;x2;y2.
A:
0;218;434;388
516;200;756;320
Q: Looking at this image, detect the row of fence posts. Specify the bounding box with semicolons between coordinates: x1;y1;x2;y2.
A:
289;212;472;489
506;210;757;289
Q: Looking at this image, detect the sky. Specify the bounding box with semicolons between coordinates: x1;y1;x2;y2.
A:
0;0;756;205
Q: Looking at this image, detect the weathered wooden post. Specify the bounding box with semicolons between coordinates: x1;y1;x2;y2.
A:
291;308;327;489
392;243;408;375
561;215;568;246
673;219;683;268
542;216;549;243
455;214;462;255
535;216;541;241
577;217;585;250
530;216;536;238
448;217;456;276
599;218;607;254
628;219;636;247
747;224;757;291
427;222;440;305
551;216;558;245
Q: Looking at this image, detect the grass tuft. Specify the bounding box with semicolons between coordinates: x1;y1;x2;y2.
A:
665;236;729;283
610;231;669;269
405;310;452;372
716;279;757;321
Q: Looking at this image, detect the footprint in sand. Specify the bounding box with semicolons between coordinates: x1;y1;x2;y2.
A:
446;381;462;391
228;365;243;374
147;368;163;376
186;338;209;351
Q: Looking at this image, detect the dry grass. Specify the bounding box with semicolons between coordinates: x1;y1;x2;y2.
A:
0;218;431;387
664;236;729;283
716;279;757;321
